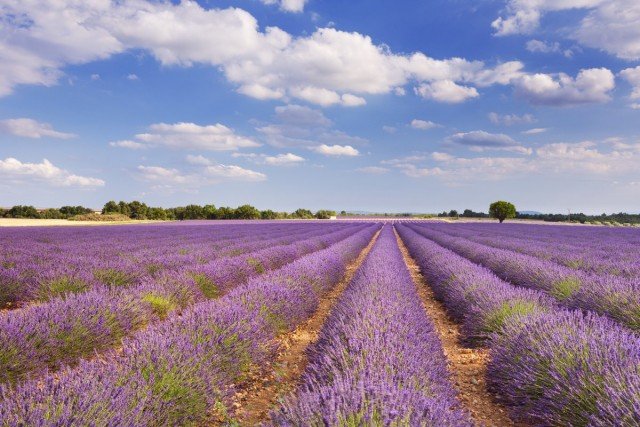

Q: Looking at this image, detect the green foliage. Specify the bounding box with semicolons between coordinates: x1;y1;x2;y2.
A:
315;209;336;219
190;273;219;299
551;277;582;301
234;204;261;219
483;300;540;336
293;208;314;219
93;268;136;287
489;200;517;223
38;276;89;301
141;293;176;319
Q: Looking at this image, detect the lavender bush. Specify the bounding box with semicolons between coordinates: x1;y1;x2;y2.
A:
397;223;640;425
272;226;471;426
0;224;379;425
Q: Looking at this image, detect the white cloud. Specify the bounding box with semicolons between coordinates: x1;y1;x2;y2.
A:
113;122;259;151
414;80;479;103
431;152;454;161
126;73;138;81
526;39;561;53
258;105;366;148
264;153;305;165
260;0;308;13
357;166;389;174
447;130;520;148
205;164;266;181
312;144;359;156
185;154;212;165
493;1;640;60
138;165;189;184
341;93;367;107
522;127;549;134
621;66;640;100
488;112;536;126
385;138;640;183
0;118;76;139
138;160;266;189
274;104;331;127
410;119;439;130
109;140;146;150
0;2;526;105
0;157;104;187
91;74;100;81
514;68;615;106
382;126;397;134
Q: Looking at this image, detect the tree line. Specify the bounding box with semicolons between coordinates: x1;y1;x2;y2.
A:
0;202;337;221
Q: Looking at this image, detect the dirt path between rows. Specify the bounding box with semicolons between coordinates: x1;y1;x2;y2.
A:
221;228;382;426
394;226;517;427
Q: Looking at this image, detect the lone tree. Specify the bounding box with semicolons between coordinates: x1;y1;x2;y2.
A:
489;201;516;223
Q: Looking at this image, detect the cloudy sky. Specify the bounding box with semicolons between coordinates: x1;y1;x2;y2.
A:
1;0;639;213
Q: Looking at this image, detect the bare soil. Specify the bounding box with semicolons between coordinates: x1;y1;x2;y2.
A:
394;226;518;427
221;228;382;426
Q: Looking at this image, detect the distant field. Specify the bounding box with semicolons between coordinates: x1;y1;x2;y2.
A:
1;221;638;425
0;218;166;227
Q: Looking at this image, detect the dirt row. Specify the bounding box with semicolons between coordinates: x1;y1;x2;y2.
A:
393;226;517;427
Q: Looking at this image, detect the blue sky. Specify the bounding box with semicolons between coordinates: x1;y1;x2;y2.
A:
1;0;639;214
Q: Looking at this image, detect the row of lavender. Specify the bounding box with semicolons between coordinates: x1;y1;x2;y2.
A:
272;226;471;425
440;222;640;279
397;223;640;425
0;222;351;308
407;223;640;330
0;224;380;425
0;223;368;385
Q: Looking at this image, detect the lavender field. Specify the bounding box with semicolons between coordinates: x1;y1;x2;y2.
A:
1;220;639;426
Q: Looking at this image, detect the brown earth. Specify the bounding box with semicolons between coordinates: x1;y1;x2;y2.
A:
394;226;519;427
217;228;382;426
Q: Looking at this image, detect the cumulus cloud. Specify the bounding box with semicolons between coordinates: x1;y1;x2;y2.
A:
110;122;259;151
522;127;549;134
357;166;389;174
312;144;359;156
410;119;439;130
382;126;397;134
621;66;640;100
274;104;332;127
260;0;308;13
138;159;266;190
446;130;532;154
493;1;640;60
526;39;561;53
488;112;536;126
383;138;640;183
264;153;305;165
109;140;146;149
0;118;76;139
0;157;104;187
414;80;479;103
0;1;526;105
514;68;615;106
257;105;366;148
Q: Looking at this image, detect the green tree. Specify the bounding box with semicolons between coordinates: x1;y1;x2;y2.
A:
40;208;65;219
315;210;336;219
203;204;218;219
489;201;516;223
127;201;149;219
118;201;131;217
448;209;458;217
260;209;278;220
293;208;314;219
182;204;205;220
147;207;168;220
102;201;119;214
7;205;40;218
235;204;261;219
